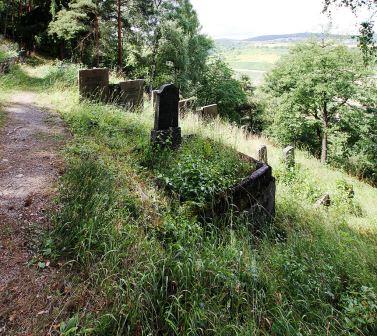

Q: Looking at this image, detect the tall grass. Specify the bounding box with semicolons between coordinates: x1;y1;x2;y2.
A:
1;64;377;335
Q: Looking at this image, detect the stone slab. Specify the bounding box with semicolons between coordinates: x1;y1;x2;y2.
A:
118;79;144;108
201;104;218;119
78;68;109;100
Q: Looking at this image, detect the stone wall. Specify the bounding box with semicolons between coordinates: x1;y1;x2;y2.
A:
78;68;144;108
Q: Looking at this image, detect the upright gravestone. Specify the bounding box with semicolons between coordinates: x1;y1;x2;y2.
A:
315;193;331;207
283;145;295;167
79;68;109;100
118;79;144;108
201;104;218;119
151;84;181;148
257;145;268;164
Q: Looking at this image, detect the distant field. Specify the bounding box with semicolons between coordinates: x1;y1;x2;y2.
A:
217;43;290;85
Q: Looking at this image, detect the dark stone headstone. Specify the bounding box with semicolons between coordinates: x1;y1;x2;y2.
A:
78;68;109;100
151;84;181;148
18;49;26;63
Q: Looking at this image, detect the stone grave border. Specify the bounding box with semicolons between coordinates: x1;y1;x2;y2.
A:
200;150;276;219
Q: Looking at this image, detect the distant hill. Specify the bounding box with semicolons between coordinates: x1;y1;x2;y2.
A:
214;33;356;50
244;32;353;42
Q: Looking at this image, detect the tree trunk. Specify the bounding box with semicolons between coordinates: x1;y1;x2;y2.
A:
59;42;64;60
94;14;100;67
3;11;8;37
117;0;123;71
321;102;328;164
27;0;32;13
12;14;15;40
19;0;23;17
150;28;160;92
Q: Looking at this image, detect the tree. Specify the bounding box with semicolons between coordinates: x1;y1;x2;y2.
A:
323;0;377;64
49;0;101;65
263;41;369;163
323;0;376;12
126;0;212;93
197;58;247;121
116;0;122;69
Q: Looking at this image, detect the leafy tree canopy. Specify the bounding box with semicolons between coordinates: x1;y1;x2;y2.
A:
263;41;373;165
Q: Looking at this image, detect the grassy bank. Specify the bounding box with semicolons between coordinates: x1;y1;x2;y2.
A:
1;63;376;335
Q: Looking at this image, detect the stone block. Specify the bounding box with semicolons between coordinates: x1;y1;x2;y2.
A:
118;79;144;108
201;104;218;119
78;68;109;100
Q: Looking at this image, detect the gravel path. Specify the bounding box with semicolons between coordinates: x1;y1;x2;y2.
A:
0;92;68;335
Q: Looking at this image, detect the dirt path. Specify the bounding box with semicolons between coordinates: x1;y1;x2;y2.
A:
0;92;68;335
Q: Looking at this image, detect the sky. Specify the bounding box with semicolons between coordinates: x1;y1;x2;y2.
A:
190;0;375;39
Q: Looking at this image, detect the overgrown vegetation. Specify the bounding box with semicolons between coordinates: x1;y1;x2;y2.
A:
262;41;377;185
1;62;376;335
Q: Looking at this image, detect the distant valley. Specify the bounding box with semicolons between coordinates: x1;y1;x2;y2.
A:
215;32;357;85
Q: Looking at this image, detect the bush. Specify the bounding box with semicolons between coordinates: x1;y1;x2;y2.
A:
341;286;377;335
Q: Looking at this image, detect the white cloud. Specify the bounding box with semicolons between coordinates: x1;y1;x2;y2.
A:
190;0;374;39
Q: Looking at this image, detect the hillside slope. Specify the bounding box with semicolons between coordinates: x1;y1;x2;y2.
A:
1;61;376;335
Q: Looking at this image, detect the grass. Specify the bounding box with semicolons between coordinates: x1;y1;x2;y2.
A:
1;63;376;335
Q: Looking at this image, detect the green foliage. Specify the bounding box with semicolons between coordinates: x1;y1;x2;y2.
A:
197;58;248;121
358;21;377;65
333;179;363;216
149;137;251;205
49;0;97;40
263;41;376;183
341;286;377;334
44;61;81;87
274;164;323;203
